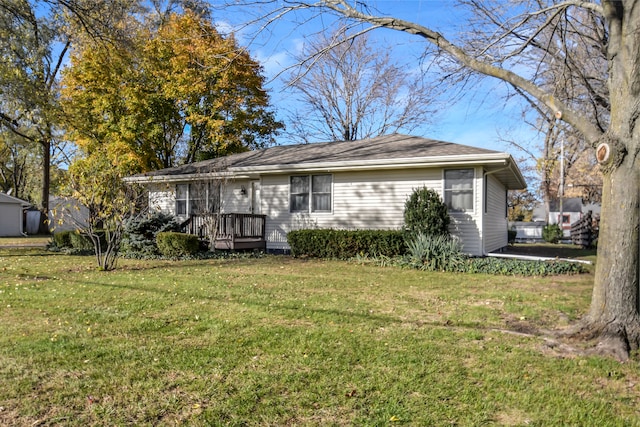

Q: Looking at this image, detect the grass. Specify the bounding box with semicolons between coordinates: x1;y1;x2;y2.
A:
1;248;638;426
0;235;50;247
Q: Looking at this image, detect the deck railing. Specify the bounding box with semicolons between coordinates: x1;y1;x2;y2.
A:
180;213;266;249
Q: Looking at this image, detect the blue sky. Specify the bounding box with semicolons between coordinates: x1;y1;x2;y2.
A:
215;0;542;164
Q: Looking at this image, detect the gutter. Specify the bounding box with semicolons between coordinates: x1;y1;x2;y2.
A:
124;172;255;184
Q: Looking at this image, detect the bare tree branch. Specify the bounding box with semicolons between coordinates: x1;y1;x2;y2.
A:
317;0;603;145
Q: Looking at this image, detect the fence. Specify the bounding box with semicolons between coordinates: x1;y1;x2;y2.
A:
570;211;598;248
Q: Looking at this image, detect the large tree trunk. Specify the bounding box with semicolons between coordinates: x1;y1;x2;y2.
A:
581;155;640;359
576;1;640;360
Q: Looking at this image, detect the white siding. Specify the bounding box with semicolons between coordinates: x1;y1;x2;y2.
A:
262;167;484;255
148;183;176;215
221;180;252;214
483;173;508;253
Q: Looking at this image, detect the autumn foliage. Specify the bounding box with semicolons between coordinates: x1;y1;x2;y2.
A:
61;11;282;176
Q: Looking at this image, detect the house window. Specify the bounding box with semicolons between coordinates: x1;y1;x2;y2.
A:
444;169;474;212
312;175;332;211
175;182;221;215
176;184;188;215
290;174;332;212
290;176;309;212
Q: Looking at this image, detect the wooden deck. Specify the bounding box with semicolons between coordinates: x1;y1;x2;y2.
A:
180;213;266;250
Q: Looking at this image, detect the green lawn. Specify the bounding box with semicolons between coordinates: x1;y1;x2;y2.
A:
1;248;638;426
0;235;50;247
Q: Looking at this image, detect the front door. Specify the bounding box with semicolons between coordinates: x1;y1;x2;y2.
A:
251;180;261;214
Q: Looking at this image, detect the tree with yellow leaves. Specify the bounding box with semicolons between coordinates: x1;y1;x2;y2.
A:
61;10;283;175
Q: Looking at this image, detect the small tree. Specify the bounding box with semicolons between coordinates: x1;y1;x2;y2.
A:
404;187;450;237
63;153;145;270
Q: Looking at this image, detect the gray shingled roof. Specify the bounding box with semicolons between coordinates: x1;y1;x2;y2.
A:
134;134;502;178
549;198;583;212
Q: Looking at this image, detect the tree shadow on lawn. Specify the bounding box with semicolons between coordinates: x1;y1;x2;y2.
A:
63;276;404;325
501;243;597;259
63;276;585;358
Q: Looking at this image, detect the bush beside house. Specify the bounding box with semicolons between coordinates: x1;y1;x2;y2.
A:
156;232;200;257
121;212;181;257
287;229;406;259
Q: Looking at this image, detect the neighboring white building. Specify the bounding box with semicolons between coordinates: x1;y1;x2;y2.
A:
532;197;601;237
125;134;527;256
0;192;30;237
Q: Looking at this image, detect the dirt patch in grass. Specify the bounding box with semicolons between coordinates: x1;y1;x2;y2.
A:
494;408;532;426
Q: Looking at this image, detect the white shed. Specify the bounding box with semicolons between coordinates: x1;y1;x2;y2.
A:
0;193;30;237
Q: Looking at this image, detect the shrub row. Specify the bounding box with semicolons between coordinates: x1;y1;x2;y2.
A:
401;256;585;276
367;232;585;276
287;229;407;259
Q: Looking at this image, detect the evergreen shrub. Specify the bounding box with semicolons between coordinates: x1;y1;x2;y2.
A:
404;186;450;237
121;212;181;257
287;229;406;259
156;232;200;257
69;230;108;251
542;224;563;244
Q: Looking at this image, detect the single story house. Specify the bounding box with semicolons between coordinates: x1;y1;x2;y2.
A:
0;192;30;237
125;134;526;256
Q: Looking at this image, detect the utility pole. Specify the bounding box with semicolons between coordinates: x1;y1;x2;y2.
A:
555;111;564;238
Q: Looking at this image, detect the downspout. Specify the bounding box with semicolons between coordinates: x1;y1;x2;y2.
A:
482;162;513;256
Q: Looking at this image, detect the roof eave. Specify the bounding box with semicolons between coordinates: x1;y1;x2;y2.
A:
123;171;254;184
124;153;527;187
230;153;511;174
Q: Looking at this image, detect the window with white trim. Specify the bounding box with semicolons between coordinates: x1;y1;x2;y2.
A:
290;174;332;213
176;184;189;215
444;169;474;212
175;182;221;215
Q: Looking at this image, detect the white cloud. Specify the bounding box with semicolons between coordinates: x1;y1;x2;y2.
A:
214;20;234;37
